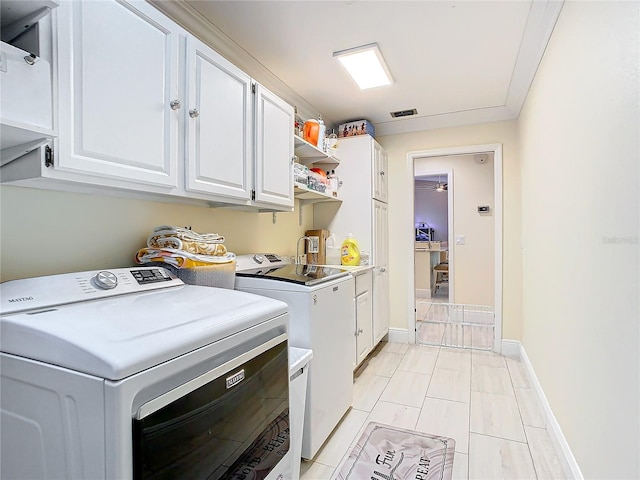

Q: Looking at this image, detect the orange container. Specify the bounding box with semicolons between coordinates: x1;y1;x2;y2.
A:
303;119;319;146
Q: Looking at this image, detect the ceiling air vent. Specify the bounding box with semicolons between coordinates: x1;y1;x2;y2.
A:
390;108;417;118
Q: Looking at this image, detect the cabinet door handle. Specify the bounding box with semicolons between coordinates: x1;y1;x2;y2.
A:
189;109;200;118
379;171;385;176
379;267;387;273
170;100;181;110
358;328;364;334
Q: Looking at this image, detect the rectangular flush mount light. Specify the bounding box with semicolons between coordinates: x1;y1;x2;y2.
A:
333;43;393;90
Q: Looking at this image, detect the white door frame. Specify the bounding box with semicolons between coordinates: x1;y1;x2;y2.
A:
406;144;503;352
414;168;454;302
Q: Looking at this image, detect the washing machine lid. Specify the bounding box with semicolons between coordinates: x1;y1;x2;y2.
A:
235;264;349;286
0;268;288;380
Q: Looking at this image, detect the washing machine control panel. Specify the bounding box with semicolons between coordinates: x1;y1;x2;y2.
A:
1;267;183;315
130;268;173;285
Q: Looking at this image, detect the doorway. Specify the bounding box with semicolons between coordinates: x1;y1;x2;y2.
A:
414;170;453;303
406;144;503;352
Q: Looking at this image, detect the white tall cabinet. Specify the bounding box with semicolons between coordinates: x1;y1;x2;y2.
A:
314;135;390;346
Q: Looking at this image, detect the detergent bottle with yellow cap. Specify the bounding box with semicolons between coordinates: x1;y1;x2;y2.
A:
341;233;361;266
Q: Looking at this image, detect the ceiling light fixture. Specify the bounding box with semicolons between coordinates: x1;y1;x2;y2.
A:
333;43;393;90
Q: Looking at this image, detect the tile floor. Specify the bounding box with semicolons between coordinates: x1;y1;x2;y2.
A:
299;341;567;480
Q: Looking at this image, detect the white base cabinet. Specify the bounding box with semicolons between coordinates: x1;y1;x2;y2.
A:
354;269;373;369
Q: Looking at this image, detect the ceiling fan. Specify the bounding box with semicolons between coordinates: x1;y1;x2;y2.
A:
433;179;448;192
416;176;448;192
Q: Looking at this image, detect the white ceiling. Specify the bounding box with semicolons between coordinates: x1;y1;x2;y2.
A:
183;0;563;136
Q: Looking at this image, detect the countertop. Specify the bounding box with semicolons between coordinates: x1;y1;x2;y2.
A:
316;264;375;275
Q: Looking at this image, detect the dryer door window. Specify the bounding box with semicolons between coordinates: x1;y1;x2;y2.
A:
133;337;289;480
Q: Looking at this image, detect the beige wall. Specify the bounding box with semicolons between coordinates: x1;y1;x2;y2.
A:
0;186;313;282
415;154;495;307
378;120;521;339
518;2;639;478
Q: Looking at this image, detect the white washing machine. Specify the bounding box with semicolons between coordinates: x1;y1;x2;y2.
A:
234;254;355;460
1;266;293;480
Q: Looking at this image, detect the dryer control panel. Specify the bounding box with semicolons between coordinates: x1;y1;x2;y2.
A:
1;267;183;315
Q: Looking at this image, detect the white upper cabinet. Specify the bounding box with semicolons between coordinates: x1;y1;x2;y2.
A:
185;36;252;200
373;141;388;203
3;0;295;209
254;83;294;209
56;0;179;188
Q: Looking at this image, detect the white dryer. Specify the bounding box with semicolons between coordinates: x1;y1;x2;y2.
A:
1;266;292;480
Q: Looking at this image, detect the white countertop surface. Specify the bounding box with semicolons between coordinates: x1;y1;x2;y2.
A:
316;264;374;275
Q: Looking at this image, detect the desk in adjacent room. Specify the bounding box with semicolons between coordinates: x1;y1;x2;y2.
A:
414;242;448;298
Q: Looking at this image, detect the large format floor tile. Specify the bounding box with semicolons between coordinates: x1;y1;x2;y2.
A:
469;433;536;479
470;391;526;442
313;408;369;468
436;348;472;372
415;397;470;454
397;344;439;375
506;357;532;388
295;341;565;480
352;373;389;412
379;370;431;407
472;349;507;367
300;460;335;480
471;364;515;396
366;400;421;431
515;386;546;428
525;425;567;479
427;366;471;402
361;351;403;377
452;452;469;480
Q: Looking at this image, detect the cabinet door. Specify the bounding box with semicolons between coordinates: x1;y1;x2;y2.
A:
373;200;390;343
57;0;179;188
254;84;294;208
355;278;373;368
186;36;252;200
372;141;388;202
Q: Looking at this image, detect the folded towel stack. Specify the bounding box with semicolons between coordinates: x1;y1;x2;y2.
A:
135;226;235;268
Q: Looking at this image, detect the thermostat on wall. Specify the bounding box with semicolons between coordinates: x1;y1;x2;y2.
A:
478;206;490;213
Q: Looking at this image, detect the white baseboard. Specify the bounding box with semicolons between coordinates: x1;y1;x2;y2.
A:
500;339;521;358
386;327;409;344
415;288;432;299
502;339;583;480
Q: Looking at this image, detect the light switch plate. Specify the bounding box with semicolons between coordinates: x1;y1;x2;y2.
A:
455;235;465;245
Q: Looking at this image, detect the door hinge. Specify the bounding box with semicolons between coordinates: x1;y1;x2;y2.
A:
251;189;256;201
44;145;53;168
251;83;256;94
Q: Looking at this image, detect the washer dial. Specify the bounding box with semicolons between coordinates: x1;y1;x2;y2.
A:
92;271;118;290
